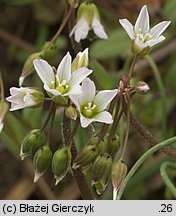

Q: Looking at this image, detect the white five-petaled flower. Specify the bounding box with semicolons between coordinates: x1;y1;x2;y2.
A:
70;2;108;43
33;52;92;99
70;78;118;128
6;87;44;111
119;5;171;54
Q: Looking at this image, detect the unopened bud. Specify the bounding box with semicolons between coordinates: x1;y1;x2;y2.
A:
65;106;77;120
20;129;46;160
108;135;120;157
41;42;58;60
52;146;71;185
73;145;98;170
33;145;52;183
135;81;150;94
111;160;127;199
19;52;43;86
71;48;89;72
87;136;99;146
92;154;112;195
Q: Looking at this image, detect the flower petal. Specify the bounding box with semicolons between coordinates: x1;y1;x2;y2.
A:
134;37;149;50
0;122;3;132
92;17;108;39
94;89;118;112
146;35;165;47
80;114;94;128
44;84;61;96
69;94;81;111
150;21;171;39
57;52;72;83
10;103;25;111
70;17;89;43
94;111;113;124
33;59;54;85
64;85;82;96
135;5;149;34
79;78;96;105
69;68;92;89
119;19;134;39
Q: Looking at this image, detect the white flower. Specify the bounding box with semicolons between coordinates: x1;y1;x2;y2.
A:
70;78;118;128
6;87;44;111
119;5;171;54
0;101;9;132
33;52;92;99
70;2;108;43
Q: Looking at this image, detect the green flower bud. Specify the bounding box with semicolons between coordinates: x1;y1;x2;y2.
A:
19;52;43;86
33;145;52;182
108;135;120;157
20;129;46;160
111;160;127;194
65;105;77;120
91;153;112;195
71;48;89;72
73;145;98;170
41;42;58;60
52;146;71;185
87;136;99;146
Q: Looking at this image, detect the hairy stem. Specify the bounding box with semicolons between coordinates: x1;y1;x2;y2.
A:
117;136;176;199
63;113;94;200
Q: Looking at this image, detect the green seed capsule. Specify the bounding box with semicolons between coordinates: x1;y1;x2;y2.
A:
108;135;120;157
52;146;71;185
65;106;77;120
73;145;98;170
111;160;127;192
20;129;46;160
92;154;112;195
33;145;52;182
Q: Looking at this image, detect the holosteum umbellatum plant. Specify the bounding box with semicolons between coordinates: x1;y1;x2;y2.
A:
2;1;176;200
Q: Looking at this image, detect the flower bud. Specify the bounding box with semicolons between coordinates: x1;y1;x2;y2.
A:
111;160;127;198
33;145;52;182
87;136;99;146
19;52;43;86
135;81;150;95
41;42;58;60
73;145;98;170
20;129;46;160
92;154;112;195
108;135;120;157
65;105;77;120
0;101;9;132
71;48;89;72
52;146;71;185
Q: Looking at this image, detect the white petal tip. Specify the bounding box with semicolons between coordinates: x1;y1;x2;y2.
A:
19;77;24;87
113;188;118;200
54;175;64;186
33;172;42;183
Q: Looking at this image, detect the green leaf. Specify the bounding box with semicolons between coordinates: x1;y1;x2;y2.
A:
163;0;176;22
90;59;113;89
90;29;130;60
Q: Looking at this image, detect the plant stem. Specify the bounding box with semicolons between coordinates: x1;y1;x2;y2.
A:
117;136;176;199
160;161;176;198
121;96;130;159
145;55;167;139
128;55;137;81
41;102;55;132
63;113;94;200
